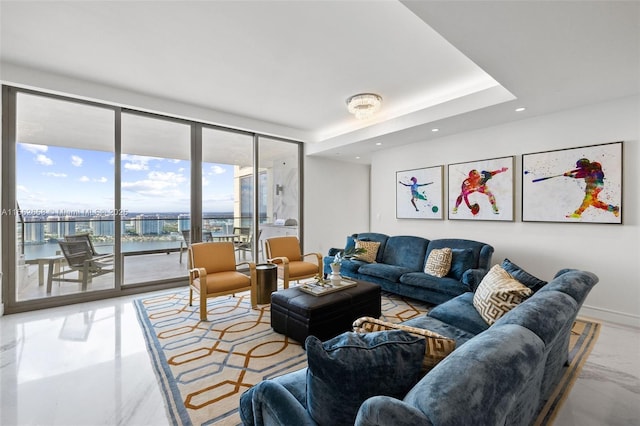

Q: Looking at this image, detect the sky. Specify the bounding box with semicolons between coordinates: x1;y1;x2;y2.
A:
17;143;235;215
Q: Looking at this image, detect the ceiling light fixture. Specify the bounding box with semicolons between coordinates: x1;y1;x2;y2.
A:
346;93;382;120
515;107;526;112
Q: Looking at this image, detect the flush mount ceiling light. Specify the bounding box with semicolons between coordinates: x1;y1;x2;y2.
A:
346;93;382;120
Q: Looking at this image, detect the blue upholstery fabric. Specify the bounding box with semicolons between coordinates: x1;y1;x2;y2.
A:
501;258;548;292
427;292;489;335
379;236;429;270
398;325;545;426
306;331;425;426
399;272;471;296
358;263;414;283
448;248;475;280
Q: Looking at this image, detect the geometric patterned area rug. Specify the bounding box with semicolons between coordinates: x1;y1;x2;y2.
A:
134;289;600;426
134;289;431;426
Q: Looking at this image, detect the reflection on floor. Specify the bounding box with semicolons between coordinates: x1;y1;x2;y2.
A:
0;291;638;426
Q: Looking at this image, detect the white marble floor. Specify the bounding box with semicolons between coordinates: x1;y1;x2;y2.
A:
0;292;638;426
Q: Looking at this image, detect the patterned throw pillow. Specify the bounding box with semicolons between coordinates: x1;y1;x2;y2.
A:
354;240;380;263
353;316;456;371
424;247;452;277
473;264;533;325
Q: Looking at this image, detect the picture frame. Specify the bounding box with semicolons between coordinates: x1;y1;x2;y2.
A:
396;166;444;219
447;156;515;221
522;142;622;224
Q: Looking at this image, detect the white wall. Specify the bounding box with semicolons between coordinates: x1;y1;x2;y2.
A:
303;156;370;257
368;95;640;326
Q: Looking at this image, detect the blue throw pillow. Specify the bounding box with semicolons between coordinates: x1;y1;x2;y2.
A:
501;258;547;292
305;331;425;426
345;235;357;251
448;248;476;280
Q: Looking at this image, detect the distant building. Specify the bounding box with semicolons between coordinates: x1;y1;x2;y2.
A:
178;214;190;232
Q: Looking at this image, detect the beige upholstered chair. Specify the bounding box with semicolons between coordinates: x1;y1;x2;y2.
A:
188;241;257;321
265;236;322;289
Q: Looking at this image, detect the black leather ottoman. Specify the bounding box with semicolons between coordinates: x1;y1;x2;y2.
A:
270;280;381;344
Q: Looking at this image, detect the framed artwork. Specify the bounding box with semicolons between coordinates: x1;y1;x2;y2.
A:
522;141;622;224
448;156;515;221
396;166;444;219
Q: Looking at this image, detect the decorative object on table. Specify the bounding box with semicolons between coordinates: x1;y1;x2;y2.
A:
299;277;358;296
448;156;515;221
330;246;367;282
396;165;444;219
522;141;622;224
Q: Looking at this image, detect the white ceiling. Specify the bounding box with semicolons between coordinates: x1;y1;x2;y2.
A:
1;1;638;164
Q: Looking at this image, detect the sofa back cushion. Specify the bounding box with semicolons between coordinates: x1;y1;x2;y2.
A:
381;235;430;271
426;239;494;273
306;331;425;426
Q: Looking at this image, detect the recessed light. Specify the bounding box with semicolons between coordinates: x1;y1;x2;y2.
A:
355;156;361;160
515;107;526;112
431;128;439;132
375;142;382;146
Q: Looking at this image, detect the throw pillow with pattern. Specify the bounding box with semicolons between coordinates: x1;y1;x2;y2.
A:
354;240;380;263
473;264;533;325
424;247;452;277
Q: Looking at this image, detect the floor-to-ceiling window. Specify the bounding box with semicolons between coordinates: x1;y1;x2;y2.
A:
12;91;116;302
120;112;191;286
1;86;302;313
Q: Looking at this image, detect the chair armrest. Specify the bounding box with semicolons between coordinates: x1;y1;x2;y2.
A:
236;261;256;270
302;252;322;265
189;267;208;279
356;395;432;426
267;256;289;265
251;380;316;426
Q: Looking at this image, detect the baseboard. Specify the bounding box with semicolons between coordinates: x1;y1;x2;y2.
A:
580;304;640;329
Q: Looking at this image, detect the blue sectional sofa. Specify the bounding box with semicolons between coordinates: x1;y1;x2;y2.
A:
323;233;494;305
240;266;598;426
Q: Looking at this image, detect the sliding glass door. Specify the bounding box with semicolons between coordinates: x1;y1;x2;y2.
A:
12;91;116;301
2;86;302;313
120;112;191;286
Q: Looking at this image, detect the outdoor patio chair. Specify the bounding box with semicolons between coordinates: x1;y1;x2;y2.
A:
51;240;114;291
235;229;263;261
264;236;322;289
64;233;113;259
188;241;257;321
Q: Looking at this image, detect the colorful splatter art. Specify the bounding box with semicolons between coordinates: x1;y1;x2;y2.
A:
396;166;443;219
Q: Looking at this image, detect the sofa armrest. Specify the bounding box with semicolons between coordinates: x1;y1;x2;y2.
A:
462;268;487;292
250;380;317;426
328;247;343;257
356;395;432;426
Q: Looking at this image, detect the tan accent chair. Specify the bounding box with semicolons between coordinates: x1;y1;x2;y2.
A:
188;241;257;321
265;236;322;289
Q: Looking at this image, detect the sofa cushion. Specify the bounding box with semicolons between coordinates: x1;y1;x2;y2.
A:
424;247;452;277
428;292;490;335
448;248;476;281
380;235;430;271
353;316;456;371
473;265;533;325
358;263;413;283
305;330;425;426
501;258;547;292
400;272;471;297
354;240;381;263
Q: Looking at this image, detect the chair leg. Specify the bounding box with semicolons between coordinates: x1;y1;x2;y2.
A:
199;294;207;321
189;287;193;306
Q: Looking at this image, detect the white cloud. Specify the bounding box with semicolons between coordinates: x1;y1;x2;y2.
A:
42;172;67;178
148;170;186;182
71;155;83;167
17;185;29;193
121;154;160;171
95;177;108;183
20;143;48;154
209;165;226;175
35;154;53;166
124;162;148;171
79;176;90;182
